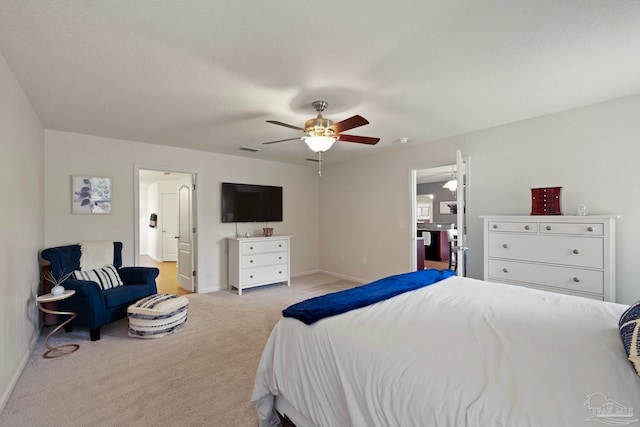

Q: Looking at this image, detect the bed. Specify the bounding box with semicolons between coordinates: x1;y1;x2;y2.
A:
252;273;640;427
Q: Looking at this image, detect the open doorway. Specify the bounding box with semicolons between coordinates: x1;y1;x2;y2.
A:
135;167;198;294
410;152;468;275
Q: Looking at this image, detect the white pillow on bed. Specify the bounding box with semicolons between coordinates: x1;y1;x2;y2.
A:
72;264;123;290
619;300;640;376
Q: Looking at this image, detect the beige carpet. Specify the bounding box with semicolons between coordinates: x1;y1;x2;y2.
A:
0;274;357;427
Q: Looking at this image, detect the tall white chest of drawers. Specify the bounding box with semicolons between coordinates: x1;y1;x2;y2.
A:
483;216;616;301
228;236;291;295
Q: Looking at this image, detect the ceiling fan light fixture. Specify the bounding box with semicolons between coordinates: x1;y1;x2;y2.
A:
443;179;457;191
263;99;379;158
305;117;334;131
303;136;336;153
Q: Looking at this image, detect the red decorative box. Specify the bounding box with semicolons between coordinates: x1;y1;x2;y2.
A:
531;187;562;215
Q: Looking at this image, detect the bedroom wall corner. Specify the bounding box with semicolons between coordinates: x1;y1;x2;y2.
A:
43;131;321;293
0;50;45;412
319;94;640;305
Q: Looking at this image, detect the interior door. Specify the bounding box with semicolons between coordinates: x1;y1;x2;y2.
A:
177;183;194;291
456;149;467;277
161;193;178;262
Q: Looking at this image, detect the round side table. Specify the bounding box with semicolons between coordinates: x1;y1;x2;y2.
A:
37;290;80;358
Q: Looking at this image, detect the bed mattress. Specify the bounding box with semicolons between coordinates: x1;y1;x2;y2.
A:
252;276;640;426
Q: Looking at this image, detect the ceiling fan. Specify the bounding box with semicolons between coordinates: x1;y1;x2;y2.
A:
263;100;380;153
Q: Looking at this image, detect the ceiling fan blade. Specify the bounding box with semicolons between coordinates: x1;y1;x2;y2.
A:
262;137;301;145
266;120;304;132
338;134;380;145
330;115;369;133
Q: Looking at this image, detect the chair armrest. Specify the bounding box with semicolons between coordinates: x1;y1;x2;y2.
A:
60;278;103;300
118;267;160;285
54;278;105;329
119;267;159;287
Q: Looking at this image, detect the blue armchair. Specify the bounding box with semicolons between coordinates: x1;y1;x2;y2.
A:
41;242;159;341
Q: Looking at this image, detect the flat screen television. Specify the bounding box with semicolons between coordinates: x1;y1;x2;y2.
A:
221;182;283;223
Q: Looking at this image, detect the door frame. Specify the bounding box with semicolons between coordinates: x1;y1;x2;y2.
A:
177;183;195;292
134;164;200;292
409;153;469;274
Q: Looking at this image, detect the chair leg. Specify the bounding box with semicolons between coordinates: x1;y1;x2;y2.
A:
90;328;101;341
449;243;457;272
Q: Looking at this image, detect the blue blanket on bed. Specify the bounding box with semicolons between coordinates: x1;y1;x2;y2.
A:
282;269;455;324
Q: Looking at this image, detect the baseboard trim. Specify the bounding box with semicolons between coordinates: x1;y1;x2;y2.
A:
291;270;367;285
316;270;368;285
0;326;39;414
290;270;320;278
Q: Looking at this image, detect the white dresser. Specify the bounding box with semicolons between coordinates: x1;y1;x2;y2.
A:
228;236;291;295
482;216;616;301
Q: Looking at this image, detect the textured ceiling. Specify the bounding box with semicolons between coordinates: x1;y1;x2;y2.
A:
1;1;639;166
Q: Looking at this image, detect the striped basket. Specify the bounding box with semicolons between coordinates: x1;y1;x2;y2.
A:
127;294;189;339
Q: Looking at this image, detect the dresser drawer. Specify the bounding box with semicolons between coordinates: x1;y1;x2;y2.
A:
241;264;288;286
488;233;603;268
242;252;287;268
488;260;604;295
241;239;288;254
539;222;604;236
487;221;538;233
483;216;615;302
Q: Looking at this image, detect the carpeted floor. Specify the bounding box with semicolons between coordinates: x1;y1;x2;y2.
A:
0;274;357;426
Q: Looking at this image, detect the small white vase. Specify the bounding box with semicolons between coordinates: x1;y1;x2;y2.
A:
51;285;65;296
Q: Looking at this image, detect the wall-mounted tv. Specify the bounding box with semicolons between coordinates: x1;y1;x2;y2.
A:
221;182;283;223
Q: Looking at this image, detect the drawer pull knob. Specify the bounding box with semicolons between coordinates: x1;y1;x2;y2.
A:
524;225;530;230
502;268;508;273
492;224;498;229
250;275;254;279
573;277;580;283
502;243;508;249
279;244;282;247
249;260;253;263
546;226;551;231
573;249;579;254
249;246;254;250
278;256;282;260
279;271;282;274
587;227;594;232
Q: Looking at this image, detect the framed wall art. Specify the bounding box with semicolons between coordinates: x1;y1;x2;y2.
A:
439;201;457;215
71;176;112;214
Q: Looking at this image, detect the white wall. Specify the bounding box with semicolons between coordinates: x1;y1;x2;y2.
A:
44;130;320;293
0;52;44;410
321;94;640;304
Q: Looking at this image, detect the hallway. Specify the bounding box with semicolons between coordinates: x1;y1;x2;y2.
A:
140;255;192;295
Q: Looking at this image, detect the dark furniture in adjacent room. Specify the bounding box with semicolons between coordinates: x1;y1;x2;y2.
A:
416;237;425;270
422;230;449;262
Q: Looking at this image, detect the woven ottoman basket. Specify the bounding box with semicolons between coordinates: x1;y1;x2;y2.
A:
127;294;189;338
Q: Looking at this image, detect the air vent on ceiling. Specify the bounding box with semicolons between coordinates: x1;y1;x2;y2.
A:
240;146;261;153
306;158;320;163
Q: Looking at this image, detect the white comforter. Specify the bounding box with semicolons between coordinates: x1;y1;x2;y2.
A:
252;276;640;427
